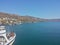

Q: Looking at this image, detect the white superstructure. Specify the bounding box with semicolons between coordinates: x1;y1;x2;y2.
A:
0;26;16;45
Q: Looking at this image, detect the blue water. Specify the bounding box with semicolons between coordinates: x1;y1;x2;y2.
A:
12;22;60;45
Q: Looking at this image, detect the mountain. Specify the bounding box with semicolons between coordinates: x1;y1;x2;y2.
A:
0;12;46;24
47;19;60;22
0;12;60;24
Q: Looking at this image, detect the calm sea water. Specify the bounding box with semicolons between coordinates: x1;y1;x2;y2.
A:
12;22;60;45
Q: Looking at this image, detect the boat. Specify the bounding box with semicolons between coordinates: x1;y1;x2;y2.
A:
0;26;16;45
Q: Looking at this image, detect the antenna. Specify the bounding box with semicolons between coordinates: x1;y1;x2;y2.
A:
11;24;14;32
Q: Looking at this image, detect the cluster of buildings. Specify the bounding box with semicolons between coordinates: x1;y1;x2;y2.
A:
0;17;21;25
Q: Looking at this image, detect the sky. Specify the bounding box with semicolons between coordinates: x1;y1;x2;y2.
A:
0;0;60;19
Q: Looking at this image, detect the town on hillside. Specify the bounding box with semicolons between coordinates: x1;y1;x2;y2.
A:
0;12;43;25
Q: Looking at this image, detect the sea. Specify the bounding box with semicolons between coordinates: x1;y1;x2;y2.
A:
8;22;60;45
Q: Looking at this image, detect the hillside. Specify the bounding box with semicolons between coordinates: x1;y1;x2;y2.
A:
0;12;47;24
47;19;60;22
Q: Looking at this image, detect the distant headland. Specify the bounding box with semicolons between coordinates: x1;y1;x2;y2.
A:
0;12;60;25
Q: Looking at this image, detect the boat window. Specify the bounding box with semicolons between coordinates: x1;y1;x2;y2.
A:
0;36;7;43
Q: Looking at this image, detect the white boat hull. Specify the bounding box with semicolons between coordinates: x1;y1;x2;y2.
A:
0;26;16;45
9;39;15;45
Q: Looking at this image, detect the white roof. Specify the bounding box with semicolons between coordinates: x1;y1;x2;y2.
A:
0;26;5;30
0;26;5;28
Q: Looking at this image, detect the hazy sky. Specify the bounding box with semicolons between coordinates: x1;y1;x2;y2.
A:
0;0;60;19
